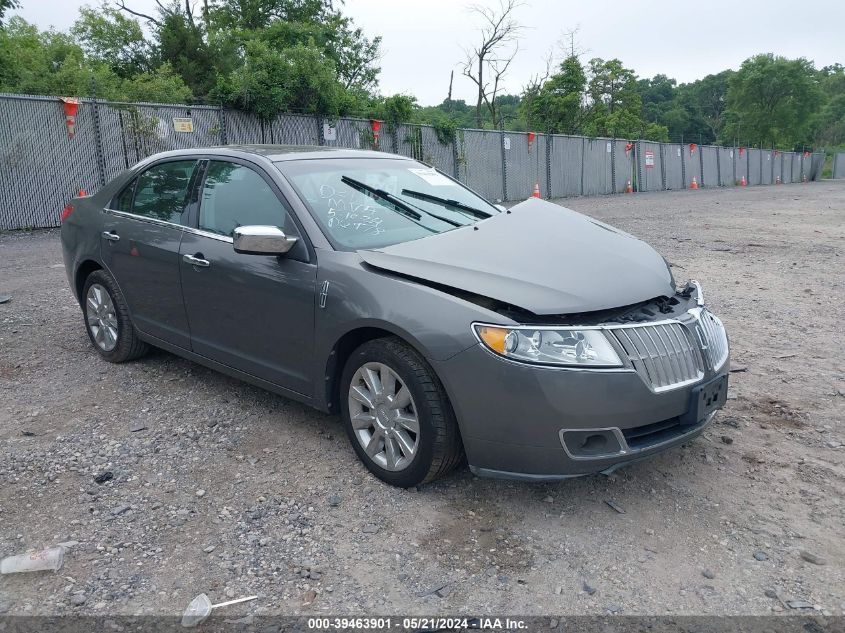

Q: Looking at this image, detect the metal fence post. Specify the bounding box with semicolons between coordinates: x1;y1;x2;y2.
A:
546;133;553;198
747;145;751;185
610;137;616;194
316;115;324;146
500;123;508;202
89;79;107;188
660;143;676;190
580;137;586;196
635;141;642;192
452;134;460;180
217;106;228;145
716;146;721;187
699;142;705;187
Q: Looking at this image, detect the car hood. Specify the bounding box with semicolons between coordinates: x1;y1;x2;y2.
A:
356;197;675;315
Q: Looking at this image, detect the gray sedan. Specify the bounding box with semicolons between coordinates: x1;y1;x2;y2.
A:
60;145;729;487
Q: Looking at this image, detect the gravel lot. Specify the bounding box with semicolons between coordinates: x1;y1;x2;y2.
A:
1;181;843;619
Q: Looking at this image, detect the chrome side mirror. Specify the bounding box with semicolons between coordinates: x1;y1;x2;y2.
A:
233;225;297;255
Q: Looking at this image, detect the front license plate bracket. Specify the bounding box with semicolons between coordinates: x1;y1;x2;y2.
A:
680;374;728;426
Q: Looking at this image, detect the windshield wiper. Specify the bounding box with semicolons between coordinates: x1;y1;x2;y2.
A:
341;176;463;229
400;189;492;220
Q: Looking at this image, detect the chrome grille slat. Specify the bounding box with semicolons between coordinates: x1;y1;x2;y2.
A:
609;308;728;392
611;320;703;392
697;310;729;370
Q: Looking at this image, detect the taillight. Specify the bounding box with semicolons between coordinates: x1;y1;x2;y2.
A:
62;189;86;223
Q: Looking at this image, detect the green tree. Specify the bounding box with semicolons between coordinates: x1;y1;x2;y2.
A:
723;54;824;147
71;3;151;78
214;39;344;120
0;0;19;27
122;62;193;103
582;58;668;140
813;64;845;145
521;55;586;133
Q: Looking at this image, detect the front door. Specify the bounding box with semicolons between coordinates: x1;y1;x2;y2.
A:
101;159;198;348
179;160;317;396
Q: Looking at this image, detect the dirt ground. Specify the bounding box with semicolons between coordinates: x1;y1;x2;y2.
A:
0;181;843;619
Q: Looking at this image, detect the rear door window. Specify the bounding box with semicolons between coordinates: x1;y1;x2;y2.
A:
130;160;197;224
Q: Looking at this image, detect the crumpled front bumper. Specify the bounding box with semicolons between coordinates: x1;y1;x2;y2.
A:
430;307;730;481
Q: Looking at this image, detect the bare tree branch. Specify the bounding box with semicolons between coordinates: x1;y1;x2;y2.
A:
115;0;162;26
460;0;524;128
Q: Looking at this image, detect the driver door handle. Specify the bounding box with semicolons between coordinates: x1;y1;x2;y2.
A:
183;253;210;268
102;230;120;242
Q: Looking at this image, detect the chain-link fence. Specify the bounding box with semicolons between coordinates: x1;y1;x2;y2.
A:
0;92;831;230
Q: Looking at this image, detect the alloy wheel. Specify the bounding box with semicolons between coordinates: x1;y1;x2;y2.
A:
86;283;118;352
347;362;420;471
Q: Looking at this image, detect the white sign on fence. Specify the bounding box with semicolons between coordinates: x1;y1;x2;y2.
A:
323;123;337;141
503;137;511;150
645;150;655;168
173;117;194;133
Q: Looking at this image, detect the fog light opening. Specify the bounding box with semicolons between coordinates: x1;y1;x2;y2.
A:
580;434;608;453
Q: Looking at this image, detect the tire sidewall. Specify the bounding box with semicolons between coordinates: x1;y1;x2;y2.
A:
340;343;437;488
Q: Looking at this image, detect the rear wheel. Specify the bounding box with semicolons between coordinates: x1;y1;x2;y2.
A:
340;337;463;487
82;270;148;363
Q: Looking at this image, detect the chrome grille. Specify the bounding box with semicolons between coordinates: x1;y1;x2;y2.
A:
695;309;729;370
611;322;704;392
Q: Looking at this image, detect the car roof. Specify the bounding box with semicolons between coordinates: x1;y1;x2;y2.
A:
146;145;414;163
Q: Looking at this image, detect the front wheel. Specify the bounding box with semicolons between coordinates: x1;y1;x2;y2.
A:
340;337;463;487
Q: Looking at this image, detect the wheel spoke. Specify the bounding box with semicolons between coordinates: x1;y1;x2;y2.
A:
395;412;419;434
385;435;399;467
362;367;382;397
351;412;375;429
365;429;383;457
105;326;117;346
93;325;104;345
87;296;98;312
350;385;374;409
389;386;412;410
380;366;397;398
87;313;99;326
394;429;415;457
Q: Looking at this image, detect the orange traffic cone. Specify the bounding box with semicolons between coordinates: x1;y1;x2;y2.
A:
775;176;781;185
532;182;541;198
690;177;698;190
802;174;808;184
740;175;747;186
625;180;633;193
78;189;87;196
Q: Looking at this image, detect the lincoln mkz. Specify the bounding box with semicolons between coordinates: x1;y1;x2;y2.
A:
61;146;729;487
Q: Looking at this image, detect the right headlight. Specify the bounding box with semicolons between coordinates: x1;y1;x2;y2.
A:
473;324;623;368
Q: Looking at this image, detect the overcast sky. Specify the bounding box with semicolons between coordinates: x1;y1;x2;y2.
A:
15;0;845;105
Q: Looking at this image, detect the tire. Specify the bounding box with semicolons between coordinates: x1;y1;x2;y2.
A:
340;337;463;487
82;269;149;363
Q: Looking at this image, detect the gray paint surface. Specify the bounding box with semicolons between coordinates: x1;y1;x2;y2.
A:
358;197;674;315
61;145;728;480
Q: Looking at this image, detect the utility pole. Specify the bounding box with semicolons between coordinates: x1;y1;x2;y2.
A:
446;70;454;112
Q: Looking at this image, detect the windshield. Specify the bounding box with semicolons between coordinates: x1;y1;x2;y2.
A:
276;158;501;250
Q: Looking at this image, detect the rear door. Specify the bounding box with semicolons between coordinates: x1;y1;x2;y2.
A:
179;159;317;396
101;159;199;348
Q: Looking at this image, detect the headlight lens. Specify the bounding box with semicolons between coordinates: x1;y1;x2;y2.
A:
474;325;623;367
